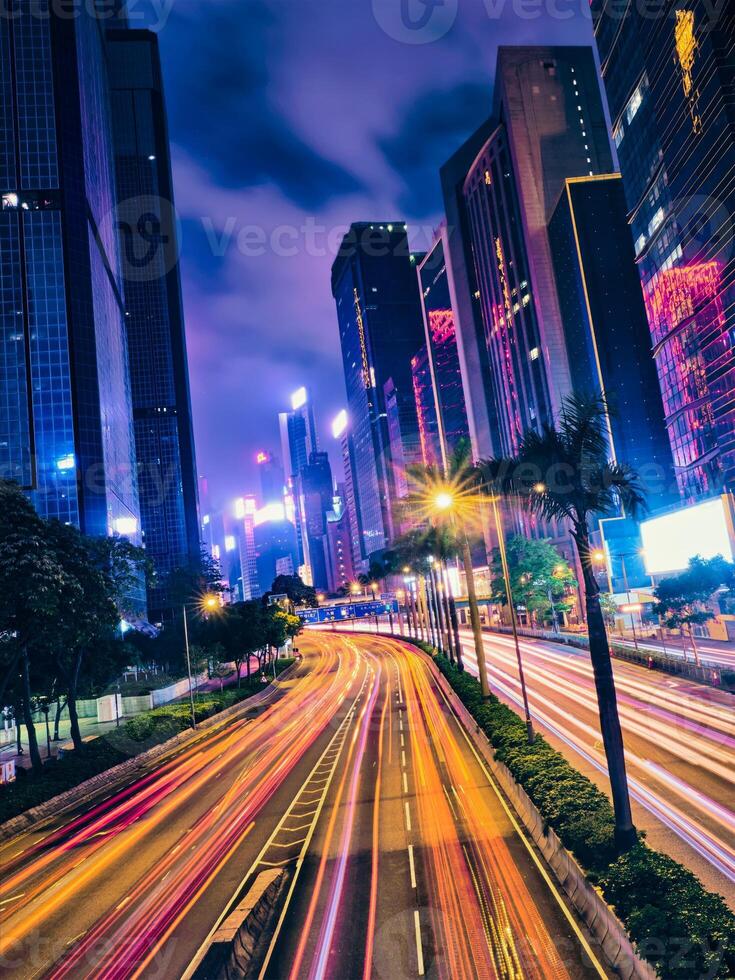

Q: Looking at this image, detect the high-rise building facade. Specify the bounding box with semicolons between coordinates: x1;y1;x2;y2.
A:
417;228;471;467
440;118;501;463
279;386;318;573
108;28;200;621
411;345;442;467
461;47;614;458
331;223;425;560
0;3;141;547
325;496;355;594
331;410;363;573
257;450;284;506
299;450;333;590
549;175;677;507
593;2;735;500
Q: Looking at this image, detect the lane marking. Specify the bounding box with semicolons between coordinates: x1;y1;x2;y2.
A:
401;749;406;768
403;771;409;795
408;844;417;889
414;910;425;976
405;801;412;832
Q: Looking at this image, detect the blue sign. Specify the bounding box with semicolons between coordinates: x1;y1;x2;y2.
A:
297;599;398;624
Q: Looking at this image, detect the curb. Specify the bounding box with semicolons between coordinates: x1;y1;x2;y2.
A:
0;663;298;844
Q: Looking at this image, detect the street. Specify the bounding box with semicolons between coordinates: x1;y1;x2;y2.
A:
0;634;605;979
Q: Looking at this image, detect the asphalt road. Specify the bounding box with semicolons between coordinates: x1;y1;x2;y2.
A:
0;633;607;979
455;628;735;907
347;620;735;907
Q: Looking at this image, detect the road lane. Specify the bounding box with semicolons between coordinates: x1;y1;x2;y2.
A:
0;636;364;979
454;628;735;907
258;633;606;980
2;631;610;979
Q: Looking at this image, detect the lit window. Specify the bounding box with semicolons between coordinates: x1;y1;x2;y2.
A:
625;77;647;124
529;347;540;360
648;207;665;236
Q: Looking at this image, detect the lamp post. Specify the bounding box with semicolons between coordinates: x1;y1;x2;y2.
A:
182;604;197;730
432;491;488;697
490;494;534;743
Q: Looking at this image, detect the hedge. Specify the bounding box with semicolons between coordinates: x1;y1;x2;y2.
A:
426;644;735;979
0;659;295;824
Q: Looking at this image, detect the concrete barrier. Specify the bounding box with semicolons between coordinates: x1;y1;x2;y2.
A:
193;869;287;979
417;646;657;980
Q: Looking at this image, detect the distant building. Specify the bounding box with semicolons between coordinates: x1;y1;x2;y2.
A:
548;175;676;508
331;223;425;560
0;5;141;554
440;118;501;462
279;386;318;572
332;410;363;573
325;496;355;594
299;450;334;591
593;1;735;500
108;28;200;621
417;229;471;466
411;346;442;468
257;450;284;506
253;512;300;596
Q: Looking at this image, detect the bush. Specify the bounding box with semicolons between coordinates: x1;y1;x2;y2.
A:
429;647;735;979
601;845;735;979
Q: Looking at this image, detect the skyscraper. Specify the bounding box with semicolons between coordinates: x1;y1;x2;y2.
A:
331;410;363;573
299;450;333;591
440;118;500;462
107;28;200;621
548;174;676;507
256;450;284;506
279;387;319;578
461;47;614;458
592;1;735;500
411;345;442;468
331;223;425;560
417;228;471;467
0;3;141;549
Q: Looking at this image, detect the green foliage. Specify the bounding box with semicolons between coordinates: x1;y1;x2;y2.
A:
601;846;735;979
489;536;576;624
268;574;317;608
430;648;735;980
653;555;735;631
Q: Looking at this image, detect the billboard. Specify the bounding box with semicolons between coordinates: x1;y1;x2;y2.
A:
640;496;734;576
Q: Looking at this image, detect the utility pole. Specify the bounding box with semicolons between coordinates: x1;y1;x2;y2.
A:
182;605;197;730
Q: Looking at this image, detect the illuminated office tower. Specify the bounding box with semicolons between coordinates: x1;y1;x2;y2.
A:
332;410;363;572
411;345;442;468
108;28;200;620
593;1;735;500
236;496;260;600
279;386;318;571
325;490;355;594
299;450;333;591
253;505;300;596
0;3;141;546
460;47;613;457
331;223;425;560
417;228;471;467
257;450;284;506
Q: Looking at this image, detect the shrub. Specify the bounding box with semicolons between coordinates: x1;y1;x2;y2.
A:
601;845;735;979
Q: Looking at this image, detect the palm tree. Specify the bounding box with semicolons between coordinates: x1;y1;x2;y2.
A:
481;392;643;852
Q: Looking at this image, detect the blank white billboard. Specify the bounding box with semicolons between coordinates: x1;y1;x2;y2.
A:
640;497;733;576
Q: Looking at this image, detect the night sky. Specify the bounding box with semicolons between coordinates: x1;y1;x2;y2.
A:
133;0;595;509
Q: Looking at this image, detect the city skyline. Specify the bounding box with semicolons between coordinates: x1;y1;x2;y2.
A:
140;0;596;507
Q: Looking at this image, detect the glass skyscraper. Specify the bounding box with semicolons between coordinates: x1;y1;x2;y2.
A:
417;229;471;466
331;223;426;561
107;28;201;622
461;47;614;458
0;2;141;548
593;1;735;501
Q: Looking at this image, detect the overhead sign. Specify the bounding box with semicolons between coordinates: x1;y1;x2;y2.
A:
297;599;398;625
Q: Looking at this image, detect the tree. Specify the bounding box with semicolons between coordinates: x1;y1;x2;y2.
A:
482;393;645;853
0;483;79;773
489;536;576;629
268;574;317;608
599;592;619;631
653;555;734;664
205;600;266;687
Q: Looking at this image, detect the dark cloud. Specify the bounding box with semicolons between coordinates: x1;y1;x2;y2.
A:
379;82;492;217
161;2;363;210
